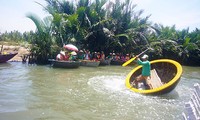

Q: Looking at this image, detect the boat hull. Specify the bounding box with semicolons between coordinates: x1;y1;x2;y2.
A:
125;59;183;95
80;60;100;67
51;60;80;68
99;59;111;66
110;60;124;65
0;53;18;63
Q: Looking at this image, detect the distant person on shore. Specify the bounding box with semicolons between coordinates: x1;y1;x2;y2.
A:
132;54;152;89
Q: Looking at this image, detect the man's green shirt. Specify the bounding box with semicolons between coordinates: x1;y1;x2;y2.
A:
137;59;151;76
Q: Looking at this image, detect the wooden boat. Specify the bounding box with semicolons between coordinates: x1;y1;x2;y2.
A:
110;60;124;65
99;59;111;66
0;53;18;63
125;59;183;95
80;60;100;67
49;59;80;68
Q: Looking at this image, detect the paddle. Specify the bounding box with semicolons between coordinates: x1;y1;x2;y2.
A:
122;48;151;67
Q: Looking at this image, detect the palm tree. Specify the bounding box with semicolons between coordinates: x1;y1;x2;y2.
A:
100;0;157;54
26;13;53;64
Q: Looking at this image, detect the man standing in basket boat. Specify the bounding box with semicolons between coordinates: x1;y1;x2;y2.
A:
132;54;152;89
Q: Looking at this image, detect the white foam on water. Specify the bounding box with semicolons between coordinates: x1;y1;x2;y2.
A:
87;75;185;119
87;75;127;93
87;74;189;104
87;75;146;102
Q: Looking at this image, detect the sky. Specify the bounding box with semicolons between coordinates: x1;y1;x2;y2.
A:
134;0;200;32
0;0;47;33
0;0;200;33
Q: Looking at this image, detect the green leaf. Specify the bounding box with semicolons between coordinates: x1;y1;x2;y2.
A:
76;7;86;15
115;34;129;39
183;37;191;47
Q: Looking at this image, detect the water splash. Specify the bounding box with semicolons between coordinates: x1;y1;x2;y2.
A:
88;75;127;93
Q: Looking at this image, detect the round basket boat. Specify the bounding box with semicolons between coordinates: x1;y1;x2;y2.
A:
125;59;183;95
49;59;80;68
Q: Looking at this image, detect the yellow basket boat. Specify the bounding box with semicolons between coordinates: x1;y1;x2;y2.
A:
125;59;183;95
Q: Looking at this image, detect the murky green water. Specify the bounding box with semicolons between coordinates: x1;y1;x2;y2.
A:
0;62;199;120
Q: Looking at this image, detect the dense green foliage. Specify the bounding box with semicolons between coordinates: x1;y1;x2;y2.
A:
0;0;199;66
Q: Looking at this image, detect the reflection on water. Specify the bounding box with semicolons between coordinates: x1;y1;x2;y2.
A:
0;62;199;120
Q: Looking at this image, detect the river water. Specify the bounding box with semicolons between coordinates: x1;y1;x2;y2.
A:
0;62;199;120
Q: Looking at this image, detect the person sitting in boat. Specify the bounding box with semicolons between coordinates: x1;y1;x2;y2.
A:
125;54;130;61
77;50;85;60
100;51;105;60
120;54;126;62
132;54;152;89
92;52;99;61
97;52;101;60
115;53;120;61
84;50;91;60
56;51;65;61
112;53;116;60
64;51;70;61
69;51;77;61
106;53;113;60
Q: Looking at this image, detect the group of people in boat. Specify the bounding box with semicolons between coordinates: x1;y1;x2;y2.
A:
106;53;132;62
77;50;105;61
56;49;152;89
56;49;133;62
56;50;77;61
56;48;153;89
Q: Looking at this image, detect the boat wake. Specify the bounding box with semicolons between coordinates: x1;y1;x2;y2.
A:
87;75;148;101
87;75;128;94
87;74;189;100
87;75;182;113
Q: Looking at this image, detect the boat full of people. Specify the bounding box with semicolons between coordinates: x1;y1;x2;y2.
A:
51;44;134;68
